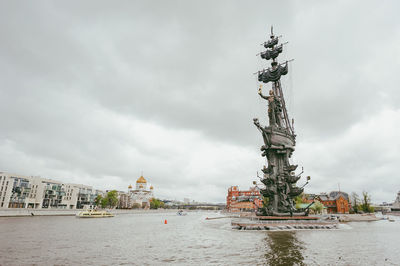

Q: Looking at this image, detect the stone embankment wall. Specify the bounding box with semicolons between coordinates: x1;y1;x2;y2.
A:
0;209;78;217
0;208;197;217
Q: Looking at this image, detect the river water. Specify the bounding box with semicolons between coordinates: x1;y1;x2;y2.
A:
0;211;399;265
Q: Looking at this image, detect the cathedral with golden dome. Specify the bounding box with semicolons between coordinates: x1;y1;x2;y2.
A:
127;175;154;208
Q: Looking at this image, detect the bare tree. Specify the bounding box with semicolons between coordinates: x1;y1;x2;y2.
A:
351;192;360;213
361;191;374;213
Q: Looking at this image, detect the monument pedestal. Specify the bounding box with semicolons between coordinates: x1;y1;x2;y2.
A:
256;216;319;220
231;216;338;230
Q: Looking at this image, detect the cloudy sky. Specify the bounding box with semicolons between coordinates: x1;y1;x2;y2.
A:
1;1;399;203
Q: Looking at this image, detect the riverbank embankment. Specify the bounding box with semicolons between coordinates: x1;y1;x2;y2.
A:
0;208;185;217
338;213;381;222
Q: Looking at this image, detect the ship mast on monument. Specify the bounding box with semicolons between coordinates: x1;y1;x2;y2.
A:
254;27;309;217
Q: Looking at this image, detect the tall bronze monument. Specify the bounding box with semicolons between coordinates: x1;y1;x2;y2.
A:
254;28;307;217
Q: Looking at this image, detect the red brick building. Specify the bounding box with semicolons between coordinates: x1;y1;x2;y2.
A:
305;191;351;214
226;185;263;212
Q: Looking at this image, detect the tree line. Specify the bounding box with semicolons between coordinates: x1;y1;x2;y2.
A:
94;190;165;209
351;191;374;213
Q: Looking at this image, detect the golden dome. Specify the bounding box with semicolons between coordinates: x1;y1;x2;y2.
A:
150;186;154;190
128;184;132;189
139;184;144;189
136;175;147;183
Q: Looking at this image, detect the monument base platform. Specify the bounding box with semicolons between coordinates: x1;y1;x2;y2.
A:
231;216;338;230
256;216;319;220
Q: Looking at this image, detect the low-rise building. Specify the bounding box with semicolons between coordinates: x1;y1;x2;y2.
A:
226;185;263;212
118;191;132;209
304;191;351;214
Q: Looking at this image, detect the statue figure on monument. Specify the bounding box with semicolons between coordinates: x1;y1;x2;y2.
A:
258;86;283;128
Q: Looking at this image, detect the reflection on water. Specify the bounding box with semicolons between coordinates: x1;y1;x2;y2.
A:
264;231;305;266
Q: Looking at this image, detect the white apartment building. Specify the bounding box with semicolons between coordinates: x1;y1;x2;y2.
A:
25;176;46;209
0;173;14;208
0;172;103;210
75;184;104;209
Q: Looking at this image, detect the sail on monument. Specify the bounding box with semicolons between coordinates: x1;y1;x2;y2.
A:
254;27;308;217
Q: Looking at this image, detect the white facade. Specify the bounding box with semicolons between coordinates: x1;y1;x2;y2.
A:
0;172;104;210
128;176;154;207
60;183;79;209
0;174;14;209
25;176;46;209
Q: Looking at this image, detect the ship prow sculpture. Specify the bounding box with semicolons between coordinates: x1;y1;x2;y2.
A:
254;27;309;217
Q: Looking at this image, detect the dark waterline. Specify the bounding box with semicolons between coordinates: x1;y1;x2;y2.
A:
0;212;399;265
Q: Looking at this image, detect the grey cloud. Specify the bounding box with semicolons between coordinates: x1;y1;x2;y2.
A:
1;0;399;202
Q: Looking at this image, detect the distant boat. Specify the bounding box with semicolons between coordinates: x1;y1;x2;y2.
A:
76;210;114;218
177;210;187;216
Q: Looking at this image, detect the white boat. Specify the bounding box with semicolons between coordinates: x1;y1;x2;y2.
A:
177;210;187;216
76;210;114;218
